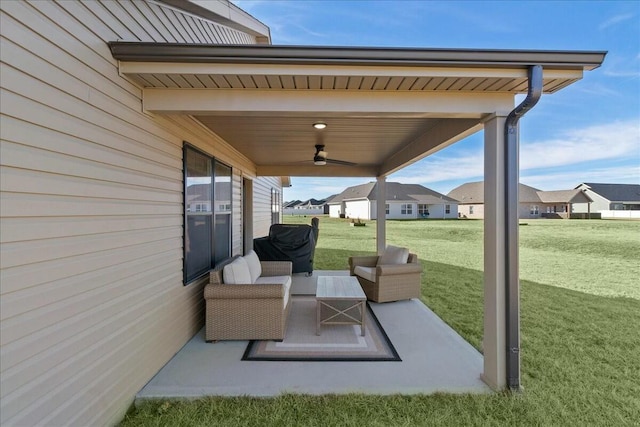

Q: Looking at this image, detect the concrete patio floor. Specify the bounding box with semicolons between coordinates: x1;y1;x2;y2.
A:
136;271;491;401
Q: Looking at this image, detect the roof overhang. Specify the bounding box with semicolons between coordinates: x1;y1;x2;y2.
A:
109;43;606;177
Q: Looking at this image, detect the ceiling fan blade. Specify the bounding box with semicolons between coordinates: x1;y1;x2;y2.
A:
325;158;357;166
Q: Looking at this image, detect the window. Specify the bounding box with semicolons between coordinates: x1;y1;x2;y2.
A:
271;188;281;224
530;205;539;215
385;204;389;215
469;206;474;214
401;204;413;215
418;204;429;216
445;204;451;214
183;145;232;284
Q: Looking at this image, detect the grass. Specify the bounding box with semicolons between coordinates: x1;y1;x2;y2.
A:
121;217;640;426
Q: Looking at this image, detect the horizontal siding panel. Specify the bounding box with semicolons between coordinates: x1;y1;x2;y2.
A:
1;238;181;295
0;165;180;203
1;2;139;98
0;192;181;217
134;0;184;42
232;172;243;255
1;259;181;374
0;35;142;113
0;1;269;426
1;226;181;269
1;215;180;244
253;177;281;238
1;270;181;424
0;250;179;322
1;66;181;159
0;139;181;192
1;108;181;174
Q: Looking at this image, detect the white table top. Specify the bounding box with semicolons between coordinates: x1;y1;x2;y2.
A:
316;276;366;300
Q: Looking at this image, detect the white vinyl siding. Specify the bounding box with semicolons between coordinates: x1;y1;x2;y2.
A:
328;204;341;217
0;1;266;426
232;171;243;256
253;177;283;237
344;200;371;220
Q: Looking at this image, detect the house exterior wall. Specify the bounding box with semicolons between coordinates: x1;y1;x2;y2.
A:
382;201;416;219
460;203;548;219
425;203;459;219
344;199;372;220
0;1;276;426
572;188;610;213
328;204;342;218
253;177;283;236
458;204;485;219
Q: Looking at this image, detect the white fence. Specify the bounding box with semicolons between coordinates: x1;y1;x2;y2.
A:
600;210;640;219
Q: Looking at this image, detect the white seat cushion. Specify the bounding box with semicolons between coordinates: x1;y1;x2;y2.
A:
354;266;377;282
223;257;251;284
377;245;409;266
254;275;292;308
244;250;262;284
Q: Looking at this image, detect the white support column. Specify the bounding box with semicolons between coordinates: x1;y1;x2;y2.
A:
482;115;508;390
376;176;387;255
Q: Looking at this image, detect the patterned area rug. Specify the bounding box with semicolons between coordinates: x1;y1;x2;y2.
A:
242;296;401;361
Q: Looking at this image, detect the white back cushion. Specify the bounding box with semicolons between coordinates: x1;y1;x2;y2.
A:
223;257;251;284
377;245;409;266
244;250;262;283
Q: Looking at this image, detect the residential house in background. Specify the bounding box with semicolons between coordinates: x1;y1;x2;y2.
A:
448;181;592;219
329;182;458;220
573;183;640;219
0;0;606;424
284;196;335;215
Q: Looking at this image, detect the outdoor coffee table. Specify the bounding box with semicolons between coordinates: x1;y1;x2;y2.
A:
316;275;366;336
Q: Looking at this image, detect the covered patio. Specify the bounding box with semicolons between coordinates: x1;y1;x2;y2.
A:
109;43;605;392
137;271;489;400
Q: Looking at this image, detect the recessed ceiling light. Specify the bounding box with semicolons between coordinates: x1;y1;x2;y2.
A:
313;122;327;130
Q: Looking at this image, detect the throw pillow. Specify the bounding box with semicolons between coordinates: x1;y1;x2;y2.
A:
223;257;251;284
377;245;409;266
244;250;262;284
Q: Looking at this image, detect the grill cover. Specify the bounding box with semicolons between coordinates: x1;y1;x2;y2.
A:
253;220;319;274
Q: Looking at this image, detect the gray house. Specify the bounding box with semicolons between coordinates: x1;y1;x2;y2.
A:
329;182;458;220
573;183;640;217
448;181;592;219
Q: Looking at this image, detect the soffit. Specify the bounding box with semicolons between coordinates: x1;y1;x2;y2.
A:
109;43;605;177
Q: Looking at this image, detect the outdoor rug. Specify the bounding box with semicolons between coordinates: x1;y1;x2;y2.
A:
242;296;401;361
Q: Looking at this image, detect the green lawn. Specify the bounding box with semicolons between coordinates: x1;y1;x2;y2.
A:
121;217;640;426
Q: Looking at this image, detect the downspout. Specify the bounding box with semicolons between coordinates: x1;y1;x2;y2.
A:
504;65;543;391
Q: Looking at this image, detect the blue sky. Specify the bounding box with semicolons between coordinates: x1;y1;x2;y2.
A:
235;0;640;202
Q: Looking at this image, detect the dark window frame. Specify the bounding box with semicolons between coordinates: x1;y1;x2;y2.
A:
183;143;233;285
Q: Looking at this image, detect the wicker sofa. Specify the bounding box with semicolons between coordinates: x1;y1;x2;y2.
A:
204;250;293;342
348;246;423;303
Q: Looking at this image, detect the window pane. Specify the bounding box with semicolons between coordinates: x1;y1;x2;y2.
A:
185;148;212;282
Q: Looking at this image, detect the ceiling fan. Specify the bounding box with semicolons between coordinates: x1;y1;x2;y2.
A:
313;144;356;166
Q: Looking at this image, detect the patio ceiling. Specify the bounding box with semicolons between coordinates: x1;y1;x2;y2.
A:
110;43;606;177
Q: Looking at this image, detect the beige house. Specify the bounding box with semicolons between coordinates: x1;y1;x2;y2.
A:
448;181;592;219
0;1;605;425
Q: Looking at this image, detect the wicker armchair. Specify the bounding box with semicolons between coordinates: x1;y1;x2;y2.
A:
348;253;422;303
204;257;292;342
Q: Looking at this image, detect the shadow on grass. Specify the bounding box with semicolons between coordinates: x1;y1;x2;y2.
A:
314;246;640;422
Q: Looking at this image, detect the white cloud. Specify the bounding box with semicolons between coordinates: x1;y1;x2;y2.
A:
599;13;635;30
522;165;640;190
390;120;639;189
520;120;640;170
390;151;484;184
